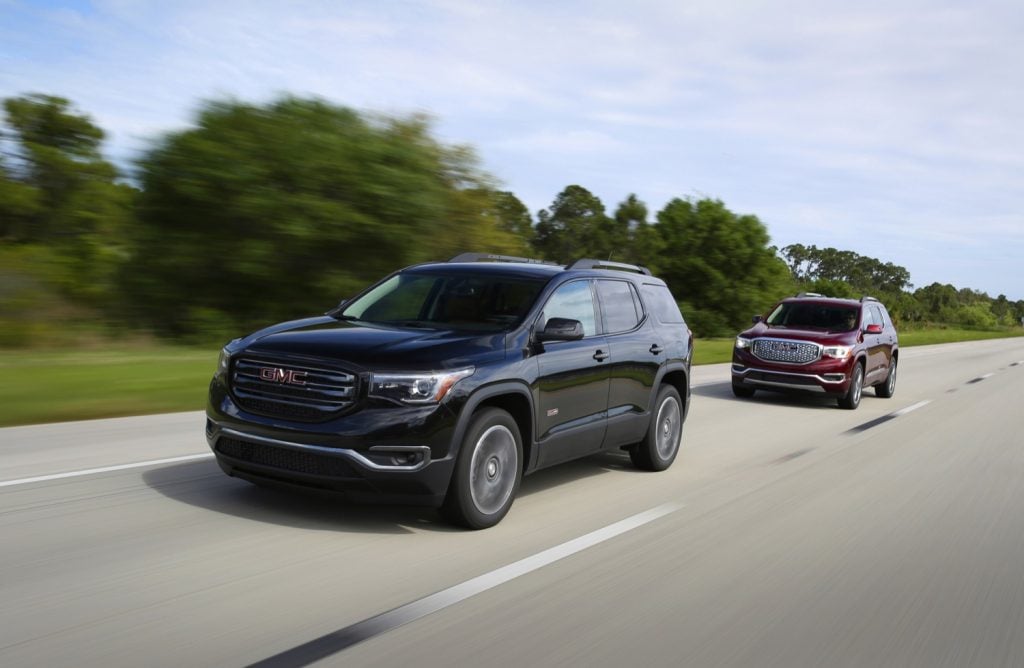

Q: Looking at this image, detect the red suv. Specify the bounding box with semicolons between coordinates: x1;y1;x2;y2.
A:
731;294;898;409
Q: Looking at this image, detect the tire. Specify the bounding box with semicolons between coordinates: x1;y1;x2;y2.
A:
875;359;897;398
441;408;523;529
732;382;755;398
630;385;684;471
838;362;864;410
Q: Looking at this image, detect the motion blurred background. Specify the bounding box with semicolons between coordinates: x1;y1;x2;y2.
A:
2;1;1023;425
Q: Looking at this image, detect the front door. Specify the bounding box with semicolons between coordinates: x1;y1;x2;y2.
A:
534;279;610;467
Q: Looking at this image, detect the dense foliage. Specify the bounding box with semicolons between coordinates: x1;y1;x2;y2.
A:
1;92;1022;344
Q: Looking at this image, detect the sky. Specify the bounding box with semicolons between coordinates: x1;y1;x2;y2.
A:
2;0;1022;299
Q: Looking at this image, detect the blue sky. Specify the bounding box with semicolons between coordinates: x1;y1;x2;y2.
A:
3;0;1022;299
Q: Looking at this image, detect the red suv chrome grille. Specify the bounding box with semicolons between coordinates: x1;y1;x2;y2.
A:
752;339;820;364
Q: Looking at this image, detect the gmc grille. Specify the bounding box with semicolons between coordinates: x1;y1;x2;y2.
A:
752;339;820;364
231;356;357;421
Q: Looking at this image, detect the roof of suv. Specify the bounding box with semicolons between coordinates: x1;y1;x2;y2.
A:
780;293;884;308
408;253;659;281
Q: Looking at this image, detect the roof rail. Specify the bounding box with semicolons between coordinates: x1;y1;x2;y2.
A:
566;258;652;275
860;295;879;303
795;292;824;298
447;253;560;266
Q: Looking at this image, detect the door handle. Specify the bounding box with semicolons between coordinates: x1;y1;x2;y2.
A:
593;350;610;362
649;344;664;355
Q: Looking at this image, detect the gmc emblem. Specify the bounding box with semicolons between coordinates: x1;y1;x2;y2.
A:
258;367;308;386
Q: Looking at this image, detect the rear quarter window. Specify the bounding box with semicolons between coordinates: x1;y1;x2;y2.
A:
641;284;685;324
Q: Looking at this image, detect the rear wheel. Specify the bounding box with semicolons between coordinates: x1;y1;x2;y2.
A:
732;382;755;398
631;385;684;471
838;363;864;410
875;359;897;398
442;408;522;529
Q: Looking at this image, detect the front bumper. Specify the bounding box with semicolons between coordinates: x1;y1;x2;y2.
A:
206;378;459;506
731;351;854;395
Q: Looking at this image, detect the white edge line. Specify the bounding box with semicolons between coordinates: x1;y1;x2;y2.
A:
0;453;215;488
980;372;995;379
893;400;932;417
363;502;682;628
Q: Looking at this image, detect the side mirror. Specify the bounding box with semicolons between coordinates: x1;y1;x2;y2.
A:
752;315;762;324
865;323;883;334
536;317;584;342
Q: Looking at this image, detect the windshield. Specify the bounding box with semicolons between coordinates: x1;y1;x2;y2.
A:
765;302;859;332
338;272;546;332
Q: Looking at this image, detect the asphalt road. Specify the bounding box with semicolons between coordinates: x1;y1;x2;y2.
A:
2;338;1023;667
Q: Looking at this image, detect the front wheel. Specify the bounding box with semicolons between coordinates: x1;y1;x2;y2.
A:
875;359;897;398
442;408;523;529
631;385;684;471
838;363;864;410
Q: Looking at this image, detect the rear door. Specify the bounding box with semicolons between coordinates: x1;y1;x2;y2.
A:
595;279;661;449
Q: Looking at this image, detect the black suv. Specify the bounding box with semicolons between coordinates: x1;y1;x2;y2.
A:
731;294;898;409
206;254;692;528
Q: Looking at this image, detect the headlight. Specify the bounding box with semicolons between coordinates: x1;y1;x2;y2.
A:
735;336;751;349
369;367;474;405
217;338;241;374
822;345;853;359
217;347;231;373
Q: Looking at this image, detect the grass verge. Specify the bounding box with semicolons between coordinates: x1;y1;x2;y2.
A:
0;347;216;427
1;327;1022;427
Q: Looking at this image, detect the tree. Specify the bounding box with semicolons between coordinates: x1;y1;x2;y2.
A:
124;96;519;337
1;94;133;304
779;244;911;296
654;198;793;336
533;185;612;262
614;194;663;270
486;190;533;242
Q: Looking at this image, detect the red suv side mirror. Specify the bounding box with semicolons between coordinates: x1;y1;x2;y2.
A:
865;323;883;334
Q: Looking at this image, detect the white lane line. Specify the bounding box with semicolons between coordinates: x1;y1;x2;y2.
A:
250;502;683;667
0;453;215;488
892;400;932;417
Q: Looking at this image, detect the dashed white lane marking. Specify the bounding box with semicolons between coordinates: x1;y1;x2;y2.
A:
0;453;215;488
892;400;932;417
249;502;684;667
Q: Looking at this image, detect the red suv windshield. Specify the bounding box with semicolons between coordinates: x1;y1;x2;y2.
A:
765;302;859;332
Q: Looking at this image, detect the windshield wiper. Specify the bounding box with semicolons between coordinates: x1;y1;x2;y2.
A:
387;319;437;329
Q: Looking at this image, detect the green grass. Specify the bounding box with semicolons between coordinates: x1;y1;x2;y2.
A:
0;347;217;427
693;338;737;365
897;327;1024;346
1;326;1022;427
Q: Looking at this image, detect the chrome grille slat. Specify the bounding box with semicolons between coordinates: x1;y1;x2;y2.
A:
752;338;821;364
230;356;358;421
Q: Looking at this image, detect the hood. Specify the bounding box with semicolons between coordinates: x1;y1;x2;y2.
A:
236;316;507;370
741;322;858;346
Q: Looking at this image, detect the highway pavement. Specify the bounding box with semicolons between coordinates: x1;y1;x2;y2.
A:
1;338;1023;667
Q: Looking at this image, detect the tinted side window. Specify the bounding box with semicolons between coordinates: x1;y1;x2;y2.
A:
878;305;892;328
541;280;597;336
597;280;641;333
869;305;884;328
641;284;685;324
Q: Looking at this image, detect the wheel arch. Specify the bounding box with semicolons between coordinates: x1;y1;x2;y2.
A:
650;363;690;419
451;382;535;472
